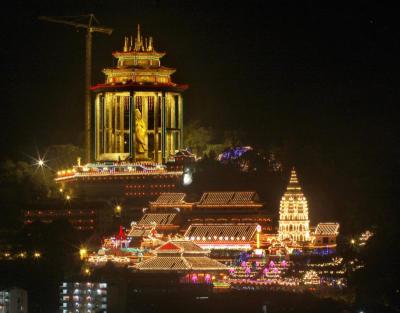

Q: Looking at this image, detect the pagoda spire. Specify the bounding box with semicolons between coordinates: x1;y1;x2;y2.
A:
134;24;144;51
286;167;302;192
137;23;141;42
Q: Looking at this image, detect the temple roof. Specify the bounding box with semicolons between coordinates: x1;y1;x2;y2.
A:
197;191;261;207
149;192;191;209
90;82;188;93
127;225;153;237
152;193;186;204
135;255;227;271
103;66;175;74
184;224;258;243
135;240;226;271
138;213;178;225
315;223;340;235
155;240;205;254
92;24;188;93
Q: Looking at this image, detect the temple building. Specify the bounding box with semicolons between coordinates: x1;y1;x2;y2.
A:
149;191;272;229
278;168;310;243
184;224;259;251
53;26;190;220
133;240;227;282
91;25;187;163
312;222;340;248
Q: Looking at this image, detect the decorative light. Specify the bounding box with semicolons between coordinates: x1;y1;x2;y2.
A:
79;248;87;260
183;170;193;186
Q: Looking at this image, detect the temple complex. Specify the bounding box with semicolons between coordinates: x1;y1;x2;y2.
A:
91;25;187;163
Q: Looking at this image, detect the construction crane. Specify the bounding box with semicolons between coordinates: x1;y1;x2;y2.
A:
39;14;113;163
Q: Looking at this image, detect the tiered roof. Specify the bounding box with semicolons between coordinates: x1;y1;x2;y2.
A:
135;256;226;271
134;240;227;272
91;25;188;93
315;223;339;235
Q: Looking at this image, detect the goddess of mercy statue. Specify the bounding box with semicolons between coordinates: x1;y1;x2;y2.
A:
135;109;147;155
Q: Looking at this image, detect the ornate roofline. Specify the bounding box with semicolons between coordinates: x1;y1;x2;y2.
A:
90;82;188;93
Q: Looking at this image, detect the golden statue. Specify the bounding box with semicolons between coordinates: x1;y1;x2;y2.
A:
135;109;147;154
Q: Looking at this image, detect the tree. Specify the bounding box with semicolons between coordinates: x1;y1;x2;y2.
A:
184;121;213;156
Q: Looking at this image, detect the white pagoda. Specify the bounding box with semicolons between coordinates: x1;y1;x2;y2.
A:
278;168;310;243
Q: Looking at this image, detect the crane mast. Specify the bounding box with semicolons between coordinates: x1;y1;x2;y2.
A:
39;14;113;163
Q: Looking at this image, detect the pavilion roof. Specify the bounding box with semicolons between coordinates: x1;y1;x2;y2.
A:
184;224;258;243
315;223;340;235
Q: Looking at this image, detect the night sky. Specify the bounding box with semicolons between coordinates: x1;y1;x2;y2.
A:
1;1;398;224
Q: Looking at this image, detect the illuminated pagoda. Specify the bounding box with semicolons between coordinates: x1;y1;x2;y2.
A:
278;168;310;243
91;24;187;163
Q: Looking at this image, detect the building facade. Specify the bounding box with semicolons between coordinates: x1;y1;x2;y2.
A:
91;25;188;163
0;288;28;313
60;282;107;313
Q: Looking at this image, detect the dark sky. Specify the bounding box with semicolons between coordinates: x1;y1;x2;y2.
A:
0;1;398;224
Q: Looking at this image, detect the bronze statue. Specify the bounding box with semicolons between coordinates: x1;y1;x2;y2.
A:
135;109;147;154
